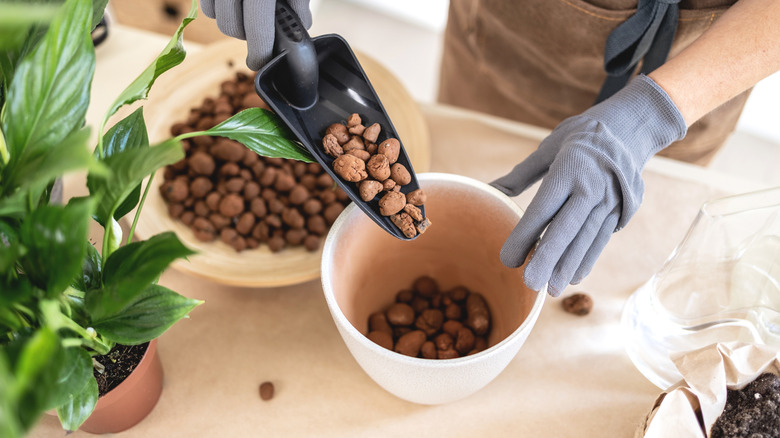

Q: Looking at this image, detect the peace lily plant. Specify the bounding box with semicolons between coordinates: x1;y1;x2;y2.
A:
0;0;311;435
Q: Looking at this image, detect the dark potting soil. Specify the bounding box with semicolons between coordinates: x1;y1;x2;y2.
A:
93;342;149;396
710;373;780;438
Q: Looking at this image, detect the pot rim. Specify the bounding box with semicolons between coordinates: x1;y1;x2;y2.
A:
91;339;158;410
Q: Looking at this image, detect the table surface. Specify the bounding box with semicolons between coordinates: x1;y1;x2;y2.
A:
30;25;767;437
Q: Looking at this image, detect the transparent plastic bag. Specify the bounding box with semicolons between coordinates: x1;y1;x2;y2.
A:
622;186;780;389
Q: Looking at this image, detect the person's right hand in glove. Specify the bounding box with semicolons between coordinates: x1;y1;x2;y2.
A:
491;74;687;297
200;0;312;71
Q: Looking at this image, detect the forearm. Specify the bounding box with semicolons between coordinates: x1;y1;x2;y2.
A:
648;0;780;126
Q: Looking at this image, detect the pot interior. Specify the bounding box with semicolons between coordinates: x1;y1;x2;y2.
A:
327;175;539;346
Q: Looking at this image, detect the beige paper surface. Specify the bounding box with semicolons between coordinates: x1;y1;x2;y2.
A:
28;26;772;437
639;343;780;438
31;103;760;438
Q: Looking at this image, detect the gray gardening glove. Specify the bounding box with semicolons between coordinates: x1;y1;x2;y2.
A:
200;0;312;71
491;74;687;297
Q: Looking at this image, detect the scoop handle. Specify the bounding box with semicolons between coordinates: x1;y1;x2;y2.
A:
272;0;318;109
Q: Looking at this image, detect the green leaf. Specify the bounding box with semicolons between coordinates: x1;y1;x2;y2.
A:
93;284;202;345
90;0;109;30
199;108;314;162
5;128;97;194
0;3;60;51
89;139;184;226
100;107;149;221
100;0;198;127
0;220;25;272
0;350;23;438
89;232;194;318
72;243;102;293
1;0;94;162
0;277;32;309
0;0;104;100
0;300;29;332
0;0;104;50
8;327;63;429
0;190;27;219
56;375;97;432
45;347;92;411
12;329;58;391
0;27;43;103
103;107;149;158
18;197;93;297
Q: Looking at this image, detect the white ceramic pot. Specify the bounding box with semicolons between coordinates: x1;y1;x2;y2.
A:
321;172;545;405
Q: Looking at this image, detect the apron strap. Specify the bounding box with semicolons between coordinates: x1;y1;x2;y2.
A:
595;0;680;103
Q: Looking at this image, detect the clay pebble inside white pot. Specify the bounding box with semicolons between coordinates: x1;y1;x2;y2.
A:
321;172;545;404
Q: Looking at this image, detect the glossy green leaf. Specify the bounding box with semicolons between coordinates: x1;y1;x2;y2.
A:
1;0;94;161
100;107;149;221
5;128;97;195
89;232;194;318
103;107;149;157
199;108;313;162
93;284;202;345
18;197;93;297
44;347;92;410
56;376;97;432
0;27;43;105
89;139;183;226
100;0;197;126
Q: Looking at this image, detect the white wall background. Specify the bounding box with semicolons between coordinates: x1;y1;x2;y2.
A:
339;0;449;31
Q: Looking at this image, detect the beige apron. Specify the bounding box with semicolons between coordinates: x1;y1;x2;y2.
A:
438;0;746;165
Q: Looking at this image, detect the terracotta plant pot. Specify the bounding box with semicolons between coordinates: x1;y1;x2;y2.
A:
80;339;164;434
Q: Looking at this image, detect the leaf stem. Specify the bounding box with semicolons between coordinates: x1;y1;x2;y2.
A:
101;217;121;259
0;125;9;165
40;300;113;355
10;304;35;328
102;220;111;258
88;333;114;356
174;130;208;142
64;287;86;299
126;172;154;244
61;338;83;348
11;303;34;319
61;287;85;319
68;332;113;356
62;318;112;355
96;117;106;158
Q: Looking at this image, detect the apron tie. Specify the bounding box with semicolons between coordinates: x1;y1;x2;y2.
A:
595;0;680;103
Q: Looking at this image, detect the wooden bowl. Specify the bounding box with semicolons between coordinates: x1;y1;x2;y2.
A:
136;39;431;287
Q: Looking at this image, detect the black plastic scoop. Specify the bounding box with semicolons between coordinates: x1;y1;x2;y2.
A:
254;0;424;241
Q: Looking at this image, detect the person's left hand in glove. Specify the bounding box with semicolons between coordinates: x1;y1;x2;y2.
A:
200;0;312;71
491;75;687;297
490;0;780;298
